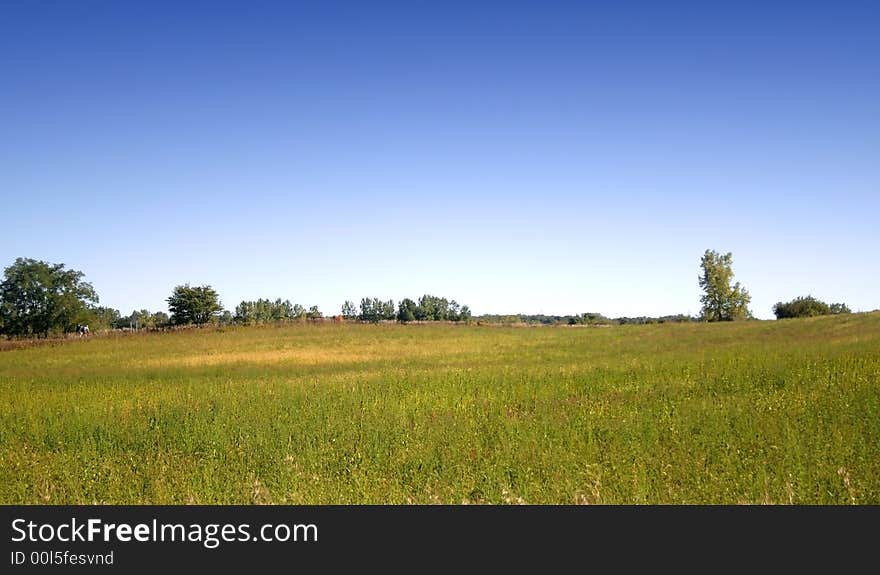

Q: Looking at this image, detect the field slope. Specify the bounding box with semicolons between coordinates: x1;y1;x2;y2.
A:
1;313;878;504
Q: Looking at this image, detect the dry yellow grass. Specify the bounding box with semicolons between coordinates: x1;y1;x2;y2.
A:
136;348;375;368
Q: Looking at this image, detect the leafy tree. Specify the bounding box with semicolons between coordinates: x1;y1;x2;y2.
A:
397;298;417;323
382;299;396;320
414;295;434;321
167;284;222;325
114;311;133;329
132;309;154;329
341;300;358;320
0;258;99;337
399;295;472;322
445;301;471;323
359;298;382;323
433;297;449;321
416;294;450;321
252;299;272;323
698;250;751;322
234;300;256;324
87;306;121;331
115;310;171;329
306;305;322;319
272;299;295;321
151;311;170;327
448;300;461;322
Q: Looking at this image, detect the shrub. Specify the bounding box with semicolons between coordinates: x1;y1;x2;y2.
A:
773;296;849;319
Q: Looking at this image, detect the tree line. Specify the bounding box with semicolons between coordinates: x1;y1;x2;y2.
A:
234;298;322;325
345;295;472;324
0;258;477;337
0;253;860;338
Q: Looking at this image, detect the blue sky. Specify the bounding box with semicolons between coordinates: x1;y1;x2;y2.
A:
2;1;878;319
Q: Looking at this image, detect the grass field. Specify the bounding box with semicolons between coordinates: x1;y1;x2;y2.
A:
1;313;878;504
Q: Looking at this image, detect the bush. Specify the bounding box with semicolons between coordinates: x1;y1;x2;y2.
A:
773;296;849;319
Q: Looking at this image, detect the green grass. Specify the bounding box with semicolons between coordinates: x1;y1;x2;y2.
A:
1;313;878;504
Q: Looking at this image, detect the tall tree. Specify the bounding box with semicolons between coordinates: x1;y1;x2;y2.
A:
167;284;223;325
448;300;461;321
0;258;98;337
87;306;121;331
414;295;434;321
698;250;751;322
234;300;256;324
341;300;358;320
151;311;170;326
359;298;382;323
382;299;396;320
397;298;417;323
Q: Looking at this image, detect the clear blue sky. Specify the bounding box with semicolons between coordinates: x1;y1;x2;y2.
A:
2;1;878;319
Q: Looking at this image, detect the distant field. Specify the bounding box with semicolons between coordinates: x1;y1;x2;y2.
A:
1;314;878;504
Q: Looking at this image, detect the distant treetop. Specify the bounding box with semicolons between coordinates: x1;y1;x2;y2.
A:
167;284;223;326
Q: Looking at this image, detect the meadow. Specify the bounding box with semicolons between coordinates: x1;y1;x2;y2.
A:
1;313;878;504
